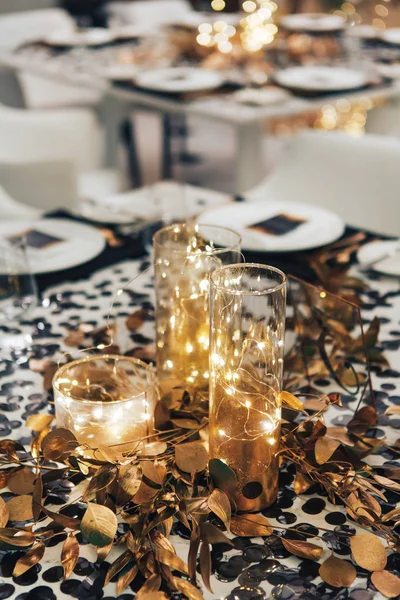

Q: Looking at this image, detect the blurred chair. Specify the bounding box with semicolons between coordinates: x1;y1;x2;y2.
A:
108;0;192;27
0;8;101;109
0;103;124;211
366;101;400;140
0;182;41;219
247;130;400;237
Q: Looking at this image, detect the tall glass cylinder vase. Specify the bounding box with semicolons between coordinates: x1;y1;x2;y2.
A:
209;264;287;511
154;224;241;394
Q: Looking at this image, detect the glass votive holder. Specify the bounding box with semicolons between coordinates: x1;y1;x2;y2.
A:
53;355;156;447
209;264;287;512
153;223;242;393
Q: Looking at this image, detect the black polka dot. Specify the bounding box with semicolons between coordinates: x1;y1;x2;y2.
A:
25;586;56;600
277;512;297;525
301;498;326;515
42;566;64;583
325;512;347;525
0;583;15;599
243;545;269;562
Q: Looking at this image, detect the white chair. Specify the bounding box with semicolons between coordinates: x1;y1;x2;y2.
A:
0;103;124;211
0;183;41;219
247;130;400;237
108;0;192;27
0;8;101;109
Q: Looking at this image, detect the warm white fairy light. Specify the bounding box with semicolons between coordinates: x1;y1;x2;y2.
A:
240;0;278;53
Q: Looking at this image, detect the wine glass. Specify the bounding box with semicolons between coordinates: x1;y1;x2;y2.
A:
0;237;38;350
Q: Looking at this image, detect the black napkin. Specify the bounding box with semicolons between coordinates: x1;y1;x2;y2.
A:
36;210;146;294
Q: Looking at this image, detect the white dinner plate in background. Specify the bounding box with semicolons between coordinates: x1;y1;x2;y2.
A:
357;240;400;276
197;200;345;252
274;66;370;93
135;67;223;93
0;219;105;274
45;28;114;47
99;64;138;81
380;28;400;46
280;13;346;32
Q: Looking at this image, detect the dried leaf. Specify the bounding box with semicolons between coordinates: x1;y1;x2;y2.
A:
117;563;138;594
133;481;158;504
350;532;387;571
142;462;166;487
0;496;9;527
371;570;400;598
384;405;400;415
0;528;34;547
199;522;233;546
25;413;53;432
140;442;168;457
303;398;329;412
199;542;212;593
7;468;35;495
0;439;25;460
151;531;176;555
315;437;341;464
82;466;117;501
105;549;133;586
97;541;113;562
32;476;43;522
41;429;78;460
281;391;304;411
382;506;400;523
281;538;323;560
171;418;200;430
175;442;208;474
209;458;237;496
319;556;357;588
135;594;168;600
12;541;45;577
64;330;85;347
208;489;231;530
126;309;148;330
80;502;118;547
172;576;204;600
230;514;272;537
294;470;313;494
39;504;80;530
155;548;189;574
372;474;400;493
137;574;161;597
61;534;79;580
326;426;354;446
347;406;377;435
7;495;33;522
117;464;142;504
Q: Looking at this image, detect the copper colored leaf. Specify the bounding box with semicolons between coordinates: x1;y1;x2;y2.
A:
61;535;79;580
364;316;380;348
209;458;237;496
372;474;400;492
32;476;43;522
281;391;304;411
0;496;9;528
294;470;313;494
137;574;161;597
41;429;78;460
105;549;133;586
117;464;142;503
172;576;204;600
7;468;35;495
117;563;138;594
326;426;354;446
175;442;208;474
199;541;212;593
347;406;377;435
303;398;329;412
0;471;8;489
281;538;323;561
97;542;113;562
126;309;147;330
382;506;400;523
64;330;85;347
350;533;387;571
315;437;341;465
25;413;53;432
135;594;168;600
384;405;400;415
80;502;117;547
155;548;189;574
142;462;166;487
199;522;233;546
141;442;168;457
82;466;117;501
230;514;272;537
39;504;80;530
7;495;33;522
319;556;356;588
0;440;25;460
171;418;200;430
12;541;45;577
371;570;400;598
208;489;231;530
132;481;158;504
151;531;175;555
0;528;34;547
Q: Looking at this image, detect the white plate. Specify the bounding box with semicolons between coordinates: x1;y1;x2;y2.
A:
381;28;400;46
0;219;105;274
99;64;138;81
358;240;400;276
274;66;369;92
135;67;223;93
197;200;345;252
45;28;114;47
376;62;400;80
233;87;290;106
280;13;346;32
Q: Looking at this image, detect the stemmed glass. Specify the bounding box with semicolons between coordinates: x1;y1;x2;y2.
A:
0;238;38;350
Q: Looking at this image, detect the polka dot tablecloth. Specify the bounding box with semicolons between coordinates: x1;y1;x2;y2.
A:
0;257;399;600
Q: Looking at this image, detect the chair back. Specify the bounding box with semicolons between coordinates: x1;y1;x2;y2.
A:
0;8;74;49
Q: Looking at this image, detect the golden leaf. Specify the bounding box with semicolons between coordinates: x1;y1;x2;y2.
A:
315;437;341;465
117;563;138;594
326;426;354;446
384;405;400;415
142;462;166;487
64;330;85;347
140;442;168;457
0;440;25;460
350;532;387;571
135;594;168;600
61;534;79;580
207;489;231;530
105;549;133;586
172;576;204;600
303;398;329;412
7;495;33;522
97;541;113;562
175;442;208;474
137;573;161;598
82;466;117;501
199;541;212;593
382;506;400;523
117;464;142;504
373;474;400;492
281;538;323;560
171;418;200;430
319;556;356;588
80;502;118;547
294;470;313;495
230;514;272;537
7;468;35;495
25;413;53;432
41;429;78;460
0;496;9;528
39;504;80;530
0;528;34;547
155;548;189;574
280;391;304;411
126;309;148;331
151;531;176;555
132;481;158;504
12;541;45;577
199;522;233;546
32;476;43;522
371;570;400;598
347;406;377;435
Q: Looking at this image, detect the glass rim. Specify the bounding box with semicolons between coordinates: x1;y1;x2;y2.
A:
210;263;287;296
53;354;154;405
152;222;242;256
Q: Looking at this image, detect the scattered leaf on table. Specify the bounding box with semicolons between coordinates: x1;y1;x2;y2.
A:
82;465;117;501
172;576;204;600
26;413;53;432
281;391;304;411
80;502;117;547
319;556;357;588
41;429;78;460
382;506;400;523
0;528;34;547
384;405;400;415
175;442;208;474
207;489;231;530
230;514;272;537
155;548;189;574
7;495;33;521
350;532;387;571
315;437;341;464
61;534;79;580
303;398;329;412
371;570;400;598
13;541;45;577
199;522;233;546
281;538;323;560
199;541;212;593
7;468;35;495
0;496;9;527
117;464;142;503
